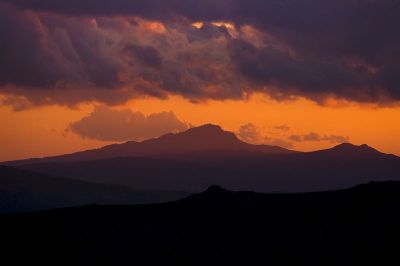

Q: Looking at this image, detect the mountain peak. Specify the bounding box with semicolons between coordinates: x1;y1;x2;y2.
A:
4;124;295;166
191;123;222;131
204;185;228;194
333;143;374;150
184;124;227;136
359;144;374;150
152;124;241;150
329;143;382;155
332;143;356;149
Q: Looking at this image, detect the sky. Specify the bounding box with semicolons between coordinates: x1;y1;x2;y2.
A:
1;0;400;161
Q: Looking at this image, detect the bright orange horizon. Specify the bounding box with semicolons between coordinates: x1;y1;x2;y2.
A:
1;93;399;162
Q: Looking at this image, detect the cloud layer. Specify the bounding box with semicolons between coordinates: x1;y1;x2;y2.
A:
290;133;349;144
237;123;349;148
69;106;189;141
1;1;400;108
238;123;260;143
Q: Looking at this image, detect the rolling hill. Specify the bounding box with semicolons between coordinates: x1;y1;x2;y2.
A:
1;181;400;265
0;166;189;213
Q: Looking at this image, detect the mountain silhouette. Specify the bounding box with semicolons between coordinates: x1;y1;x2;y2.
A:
12;140;400;193
2;181;400;266
2;124;399;193
308;142;386;158
4;124;295;166
0;166;189;213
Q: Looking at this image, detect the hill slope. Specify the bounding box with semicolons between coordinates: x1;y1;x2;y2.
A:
0;166;189;213
1;181;400;265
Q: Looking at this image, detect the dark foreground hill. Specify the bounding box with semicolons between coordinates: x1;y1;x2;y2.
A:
2;181;400;265
0;166;189;213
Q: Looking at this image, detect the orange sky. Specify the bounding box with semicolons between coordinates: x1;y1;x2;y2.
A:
2;3;400;162
1;93;400;162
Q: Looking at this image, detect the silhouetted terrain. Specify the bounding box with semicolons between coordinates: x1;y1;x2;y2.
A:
14;142;400;192
2;125;400;193
2;182;400;265
0;166;189;213
4;124;295;166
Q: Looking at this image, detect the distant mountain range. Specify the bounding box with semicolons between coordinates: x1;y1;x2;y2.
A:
2;124;400;193
5;124;295;166
0;166;189;213
1;117;400;266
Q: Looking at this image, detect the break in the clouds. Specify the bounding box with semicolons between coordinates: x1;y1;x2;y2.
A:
1;0;400;108
69;106;189;142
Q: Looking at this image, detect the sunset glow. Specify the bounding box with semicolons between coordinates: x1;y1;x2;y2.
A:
1;0;400;162
1;93;400;162
2;2;400;262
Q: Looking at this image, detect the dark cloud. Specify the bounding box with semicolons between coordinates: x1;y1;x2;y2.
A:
124;44;162;69
0;4;68;88
69;106;189;141
290;132;349;144
1;0;235;19
0;4;241;107
1;0;400;107
229;39;381;103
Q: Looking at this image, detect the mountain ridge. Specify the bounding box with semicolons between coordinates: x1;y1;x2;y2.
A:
2;124;296;166
0;166;189;213
13;142;400;193
3;124;399;193
4;124;396;167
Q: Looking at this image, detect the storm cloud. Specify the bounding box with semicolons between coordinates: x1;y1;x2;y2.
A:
1;0;400;108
